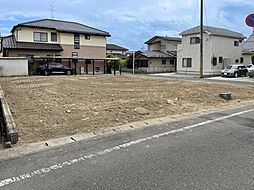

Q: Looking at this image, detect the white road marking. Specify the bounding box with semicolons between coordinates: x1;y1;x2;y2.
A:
0;109;253;188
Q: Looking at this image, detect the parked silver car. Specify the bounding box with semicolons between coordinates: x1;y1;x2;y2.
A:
221;65;248;78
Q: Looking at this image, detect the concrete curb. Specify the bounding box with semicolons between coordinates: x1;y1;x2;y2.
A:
0;100;254;161
0;86;18;145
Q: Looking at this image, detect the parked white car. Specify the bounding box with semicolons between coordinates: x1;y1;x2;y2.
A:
247;64;254;72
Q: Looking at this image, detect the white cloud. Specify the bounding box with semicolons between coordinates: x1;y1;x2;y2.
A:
0;0;253;49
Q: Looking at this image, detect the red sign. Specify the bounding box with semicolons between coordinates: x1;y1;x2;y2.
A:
246;14;254;27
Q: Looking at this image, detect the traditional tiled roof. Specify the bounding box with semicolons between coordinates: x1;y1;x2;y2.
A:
106;44;128;51
2;35;63;51
145;36;182;44
243;32;254;53
180;26;246;39
11;19;111;37
137;50;173;58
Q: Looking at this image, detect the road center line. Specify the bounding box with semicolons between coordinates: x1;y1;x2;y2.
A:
0;109;253;188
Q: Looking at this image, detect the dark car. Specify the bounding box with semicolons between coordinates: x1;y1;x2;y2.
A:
221;65;248;78
36;62;75;76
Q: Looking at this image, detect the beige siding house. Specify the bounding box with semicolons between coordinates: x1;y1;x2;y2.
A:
134;36;181;73
0;19;111;73
177;26;246;76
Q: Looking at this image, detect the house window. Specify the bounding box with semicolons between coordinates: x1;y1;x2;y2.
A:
51;32;57;42
162;60;166;65
160;45;166;50
219;57;223;63
74;34;80;49
137;60;148;67
85;34;90;40
240;57;244;63
72;52;78;57
234;41;239;47
212;57;217;66
96;67;100;71
170;59;174;65
235;59;239;63
34;32;48;42
182;58;192;68
173;45;177;50
190;37;200;44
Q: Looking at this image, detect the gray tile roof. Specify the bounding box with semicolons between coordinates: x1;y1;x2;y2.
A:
12;19;110;37
243;32;254;53
145;36;181;44
2;35;63;51
180;26;246;39
137;50;173;58
106;44;128;51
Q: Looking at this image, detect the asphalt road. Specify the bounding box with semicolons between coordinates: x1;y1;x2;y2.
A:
0;105;254;189
124;73;254;86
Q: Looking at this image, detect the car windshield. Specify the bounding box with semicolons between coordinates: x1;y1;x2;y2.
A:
226;66;232;69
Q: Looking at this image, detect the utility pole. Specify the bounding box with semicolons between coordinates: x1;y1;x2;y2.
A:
133;51;135;74
200;0;204;78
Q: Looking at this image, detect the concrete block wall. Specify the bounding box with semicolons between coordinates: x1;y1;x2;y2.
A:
0;57;28;76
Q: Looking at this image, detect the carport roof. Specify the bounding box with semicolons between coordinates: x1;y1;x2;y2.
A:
32;56;120;60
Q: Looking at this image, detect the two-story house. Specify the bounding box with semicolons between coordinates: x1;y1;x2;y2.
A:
134;36;181;73
106;44;128;59
242;31;254;65
0;19;111;73
177;26;246;76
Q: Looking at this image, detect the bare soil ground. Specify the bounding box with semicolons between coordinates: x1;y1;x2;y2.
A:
0;75;253;145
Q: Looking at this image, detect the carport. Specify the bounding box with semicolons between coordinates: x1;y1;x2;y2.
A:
32;56;120;75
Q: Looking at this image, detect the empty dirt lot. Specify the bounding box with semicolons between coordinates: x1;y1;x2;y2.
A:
0;75;254;145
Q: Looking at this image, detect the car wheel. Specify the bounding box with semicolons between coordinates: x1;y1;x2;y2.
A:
234;72;238;78
66;70;72;75
44;70;50;76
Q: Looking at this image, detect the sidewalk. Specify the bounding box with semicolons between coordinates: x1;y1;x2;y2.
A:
149;72;200;78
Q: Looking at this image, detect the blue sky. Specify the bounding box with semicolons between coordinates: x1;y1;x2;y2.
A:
0;0;254;50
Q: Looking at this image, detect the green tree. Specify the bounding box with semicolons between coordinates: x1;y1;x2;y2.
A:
106;53;125;69
252;53;254;64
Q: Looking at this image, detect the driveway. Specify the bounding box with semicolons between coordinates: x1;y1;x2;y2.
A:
1;104;254;189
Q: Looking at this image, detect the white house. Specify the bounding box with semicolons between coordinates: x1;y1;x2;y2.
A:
177;26;246;76
242;31;254;65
